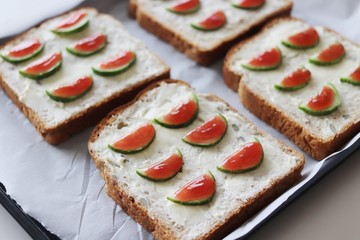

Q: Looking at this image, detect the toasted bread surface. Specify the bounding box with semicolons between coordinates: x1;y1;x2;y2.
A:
0;7;170;144
224;17;360;159
133;0;292;65
88;79;304;239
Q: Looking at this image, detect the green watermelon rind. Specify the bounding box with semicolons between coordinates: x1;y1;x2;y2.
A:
241;48;282;71
309;45;346;66
309;54;345;66
45;78;93;103
92;54;136;77
154;93;199;129
167;171;216;206
166;4;200;15
241;60;281;71
108;130;156;154
51;18;89;35
299;83;341;116
166;192;215;206
281;38;319;50
274;67;311;91
274;82;309;91
66;41;107;57
217;138;264;174
136;169;179;182
136;150;183;182
19;60;62;80
1;44;44;64
231;2;265;10
182;113;228;147
190;21;226;32
340;76;360;86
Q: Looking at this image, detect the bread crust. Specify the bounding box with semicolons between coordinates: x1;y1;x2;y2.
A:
0;7;170;144
135;1;292;65
224;16;360;160
0;71;169;144
223;17;299;92
128;0;137;18
238;79;360;160
103;161;302;240
88;79;305;240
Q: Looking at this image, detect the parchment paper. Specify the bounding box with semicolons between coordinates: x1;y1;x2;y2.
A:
0;0;359;239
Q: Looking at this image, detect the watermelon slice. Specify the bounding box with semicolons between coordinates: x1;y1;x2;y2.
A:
167;0;200;14
340;66;360;86
309;42;345;66
275;67;311;91
242;47;282;71
66;33;107;57
109;123;156;154
191;11;226;31
46;76;93;103
232;0;266;10
154;93;199;128
19;52;62;80
282;28;320;49
217;140;263;174
299;83;341;116
52;11;89;34
136;150;183;182
92;50;136;76
183;114;228;147
167;171;216;206
1;39;44;63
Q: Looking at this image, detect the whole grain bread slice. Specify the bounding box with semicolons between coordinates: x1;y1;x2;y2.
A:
0;7;170;144
88;79;304;240
223;17;360;160
132;0;292;65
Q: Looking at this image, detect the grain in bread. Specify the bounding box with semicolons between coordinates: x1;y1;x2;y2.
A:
132;0;292;65
223;17;360;160
88;80;304;240
0;8;170;144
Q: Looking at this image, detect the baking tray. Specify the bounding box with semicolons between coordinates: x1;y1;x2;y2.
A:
1;0;360;239
0;183;58;240
1;137;359;240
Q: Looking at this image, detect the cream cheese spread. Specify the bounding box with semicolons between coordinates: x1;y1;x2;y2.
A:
0;9;168;129
229;19;360;140
137;0;291;50
89;82;301;239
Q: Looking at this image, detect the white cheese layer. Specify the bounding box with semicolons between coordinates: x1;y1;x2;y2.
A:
0;9;168;129
89;82;301;240
137;0;291;50
229;19;360;140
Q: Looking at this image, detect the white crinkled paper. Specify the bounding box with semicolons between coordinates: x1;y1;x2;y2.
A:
0;0;359;239
0;0;84;39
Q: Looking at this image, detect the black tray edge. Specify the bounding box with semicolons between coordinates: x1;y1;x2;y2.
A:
0;183;59;240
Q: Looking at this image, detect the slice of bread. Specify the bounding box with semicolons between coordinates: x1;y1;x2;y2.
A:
129;0;138;18
0;8;170;144
132;0;292;65
88;80;304;240
224;17;360;160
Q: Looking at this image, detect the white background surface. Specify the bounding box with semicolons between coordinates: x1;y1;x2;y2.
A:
0;0;360;239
